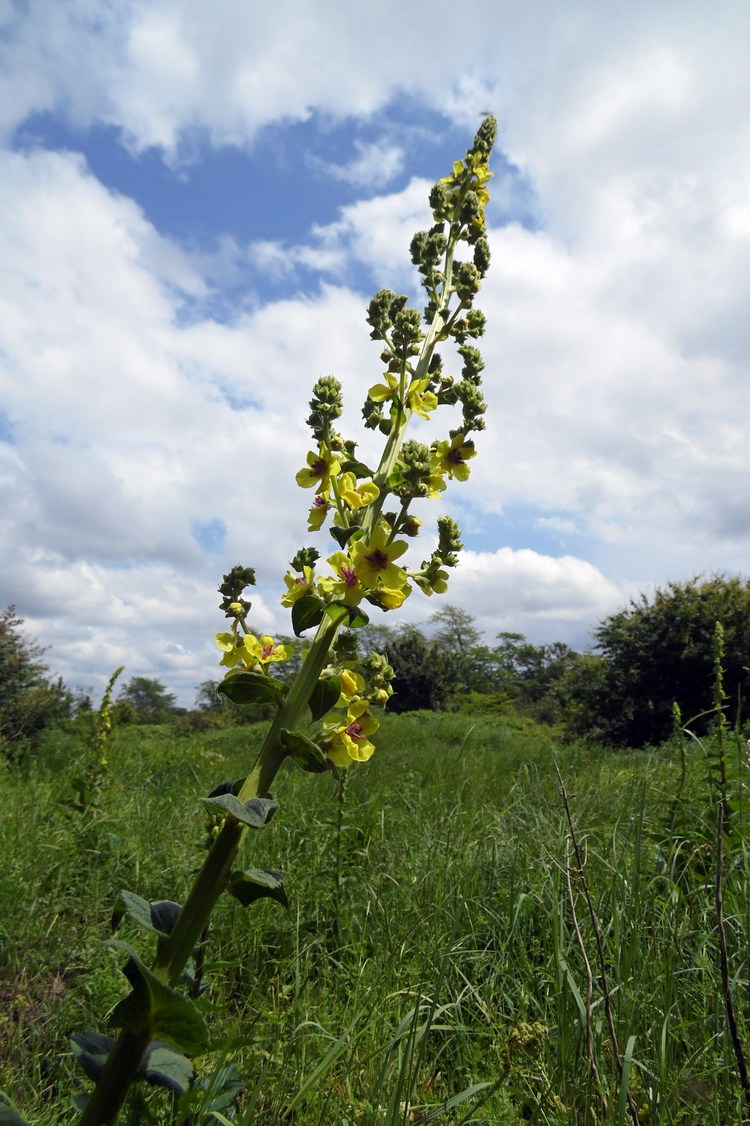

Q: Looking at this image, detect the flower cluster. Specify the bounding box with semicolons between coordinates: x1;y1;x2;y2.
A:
217;117;497;771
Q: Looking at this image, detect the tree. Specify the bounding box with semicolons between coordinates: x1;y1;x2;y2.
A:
568;575;750;747
118;676;178;724
195;680;222;710
0;605;72;758
384;625;462;712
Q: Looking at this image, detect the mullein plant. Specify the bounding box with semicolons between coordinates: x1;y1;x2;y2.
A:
59;116;497;1126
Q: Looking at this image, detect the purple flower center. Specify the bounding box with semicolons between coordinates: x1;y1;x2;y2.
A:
365;548;389;571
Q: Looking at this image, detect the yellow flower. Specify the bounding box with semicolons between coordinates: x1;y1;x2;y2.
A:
243;634;294;667
295;444;341;492
307;495;331;531
430;434;476;482
321;698;379;767
374;583;412;610
350;525;409;591
337;472;380;512
338;668;365;706
320;551;366;606
406;378;438;420
215;631;246;669
367;372;399;403
281;566;315;607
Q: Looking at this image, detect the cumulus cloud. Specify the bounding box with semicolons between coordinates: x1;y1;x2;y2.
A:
2;0;750;701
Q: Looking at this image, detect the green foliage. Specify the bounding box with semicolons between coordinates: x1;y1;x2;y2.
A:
5;716;750;1122
0;605;73;761
382;625;462;712
117;676;179;725
568;574;750;747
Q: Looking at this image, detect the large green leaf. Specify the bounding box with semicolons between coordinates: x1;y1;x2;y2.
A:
0;1092;32;1126
201;794;278;828
70;1031;116;1082
280;728;329;773
217;671;287;707
308;675;341;721
112;891;182;937
227;868;288;909
107;942;209;1057
70;1033;194;1095
140;1041;194;1094
291;594;326;636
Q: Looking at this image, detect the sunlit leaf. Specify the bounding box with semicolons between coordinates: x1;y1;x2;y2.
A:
227;868;288;909
107;941;209;1057
139;1041;194;1094
201;794;278;828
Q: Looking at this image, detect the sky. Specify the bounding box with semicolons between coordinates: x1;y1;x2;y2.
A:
1;0;749;706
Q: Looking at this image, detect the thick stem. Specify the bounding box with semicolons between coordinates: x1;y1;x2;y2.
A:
77;1029;151;1126
77;610;345;1125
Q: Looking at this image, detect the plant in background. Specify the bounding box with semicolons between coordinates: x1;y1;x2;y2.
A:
61;665;124;819
10;117;501;1126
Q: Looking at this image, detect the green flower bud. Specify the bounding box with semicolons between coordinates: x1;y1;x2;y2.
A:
290;547;320;572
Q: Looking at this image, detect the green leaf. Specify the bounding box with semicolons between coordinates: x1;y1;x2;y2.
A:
111;891;183;938
107;942;209;1057
291;594;326;636
150;901;182;936
70;1033;194;1095
0;1108;32;1126
329;525;361;549
309;675;341;721
217;671;287;707
339;458;374;478
112;890;152;935
227;868;288;909
280;728;329;773
70;1031;116;1082
201;793;278;828
139;1041;194;1094
325;602;369;629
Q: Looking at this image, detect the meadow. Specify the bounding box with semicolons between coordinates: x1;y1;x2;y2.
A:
2;710;748;1124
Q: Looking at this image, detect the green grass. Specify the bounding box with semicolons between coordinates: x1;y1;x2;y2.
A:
1;712;749;1123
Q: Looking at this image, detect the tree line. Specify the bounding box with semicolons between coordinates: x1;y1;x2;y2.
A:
3;574;750;756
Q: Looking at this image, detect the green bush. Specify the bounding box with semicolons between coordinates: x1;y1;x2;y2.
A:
0;606;73;761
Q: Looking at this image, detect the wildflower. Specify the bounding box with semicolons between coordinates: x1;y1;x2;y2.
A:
350;525;409;591
321;551;366;606
321;698;380;767
373;583;412;610
337;472;380;512
244;634;294;667
281;566;315;607
406;378;438;419
338;668;365;706
295;444;341;492
307;495;331;531
215;631;246;669
367;372;399;403
430;433;476;481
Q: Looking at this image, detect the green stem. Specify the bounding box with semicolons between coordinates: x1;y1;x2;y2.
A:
77;1029;152;1126
78;610;345;1125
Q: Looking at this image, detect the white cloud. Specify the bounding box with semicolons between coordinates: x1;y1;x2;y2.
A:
2;0;750;701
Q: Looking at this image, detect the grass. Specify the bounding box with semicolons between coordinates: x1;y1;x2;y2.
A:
1;711;749;1123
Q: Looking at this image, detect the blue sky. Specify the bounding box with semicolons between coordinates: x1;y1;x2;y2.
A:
1;0;749;704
